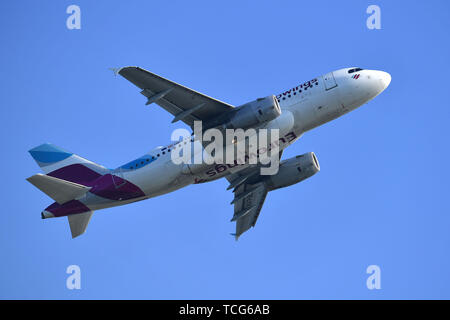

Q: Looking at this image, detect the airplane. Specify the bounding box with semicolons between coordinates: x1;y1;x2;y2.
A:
26;66;391;239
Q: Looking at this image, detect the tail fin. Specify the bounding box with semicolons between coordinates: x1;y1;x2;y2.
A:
68;211;93;238
26;174;91;204
28;143;109;186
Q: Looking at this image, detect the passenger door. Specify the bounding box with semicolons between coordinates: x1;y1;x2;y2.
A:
323;72;337;90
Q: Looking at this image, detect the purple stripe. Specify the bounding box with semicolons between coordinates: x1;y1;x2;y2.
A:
48;164;102;186
89;174;145;201
45;200;91;217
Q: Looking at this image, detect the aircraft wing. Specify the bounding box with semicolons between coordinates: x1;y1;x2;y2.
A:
226;150;284;240
116;67;234;127
230;180;269;240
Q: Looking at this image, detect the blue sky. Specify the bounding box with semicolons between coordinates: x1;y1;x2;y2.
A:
1;0;450;299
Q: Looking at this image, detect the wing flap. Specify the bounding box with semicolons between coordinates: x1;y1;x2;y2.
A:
232;182;268;240
226;150;285;240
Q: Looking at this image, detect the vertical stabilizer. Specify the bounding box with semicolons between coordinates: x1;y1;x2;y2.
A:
28;143;109;186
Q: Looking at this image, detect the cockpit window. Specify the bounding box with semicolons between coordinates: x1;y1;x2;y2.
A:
348;68;364;74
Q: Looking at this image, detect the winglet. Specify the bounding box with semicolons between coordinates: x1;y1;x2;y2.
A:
108;67;123;76
230;233;239;241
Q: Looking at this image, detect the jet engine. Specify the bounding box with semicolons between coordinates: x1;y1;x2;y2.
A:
266;152;320;190
227;95;281;129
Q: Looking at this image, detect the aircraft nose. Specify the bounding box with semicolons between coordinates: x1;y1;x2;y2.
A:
339;68;390;110
379;71;391;89
373;70;391;91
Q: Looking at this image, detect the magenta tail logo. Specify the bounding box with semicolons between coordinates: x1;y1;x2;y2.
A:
352;74;360;79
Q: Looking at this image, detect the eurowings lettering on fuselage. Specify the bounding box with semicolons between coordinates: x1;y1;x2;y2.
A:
201;131;297;179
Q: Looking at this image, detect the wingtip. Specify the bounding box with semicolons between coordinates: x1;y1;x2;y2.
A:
108;67;123;76
109;66;140;76
230;233;240;241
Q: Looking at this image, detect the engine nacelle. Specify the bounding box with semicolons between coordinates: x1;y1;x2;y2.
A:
266;152;320;190
228;95;281;129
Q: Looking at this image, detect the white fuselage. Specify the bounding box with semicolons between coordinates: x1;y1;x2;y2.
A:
86;67;391;211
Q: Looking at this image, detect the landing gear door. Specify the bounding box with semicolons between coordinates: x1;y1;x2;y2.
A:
323;72;337;90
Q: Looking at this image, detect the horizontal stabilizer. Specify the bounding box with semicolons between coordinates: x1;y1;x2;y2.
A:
68;211;93;238
27;174;91;204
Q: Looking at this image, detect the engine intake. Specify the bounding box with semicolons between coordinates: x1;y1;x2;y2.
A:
228;95;281;129
266;152;320;190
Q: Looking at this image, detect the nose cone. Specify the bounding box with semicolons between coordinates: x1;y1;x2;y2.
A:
379;71;391;90
371;70;391;93
337;68;391;111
